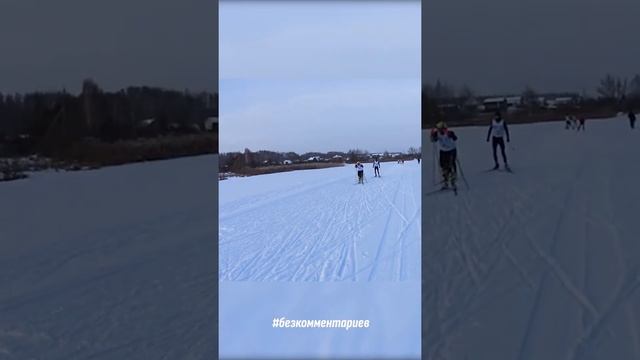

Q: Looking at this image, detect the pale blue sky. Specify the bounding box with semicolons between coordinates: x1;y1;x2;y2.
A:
0;0;216;94
220;1;420;153
424;0;640;95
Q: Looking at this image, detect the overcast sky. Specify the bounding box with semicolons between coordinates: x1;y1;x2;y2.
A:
0;0;217;94
423;0;640;95
220;1;420;154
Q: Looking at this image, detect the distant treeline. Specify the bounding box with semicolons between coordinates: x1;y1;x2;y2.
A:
220;148;421;173
423;74;640;128
0;79;218;158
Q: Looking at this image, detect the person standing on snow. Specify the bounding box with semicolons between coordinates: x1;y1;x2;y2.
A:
577;116;586;131
629;110;636;129
571;115;578;129
373;159;381;177
486;111;511;170
430;121;458;189
355;161;365;184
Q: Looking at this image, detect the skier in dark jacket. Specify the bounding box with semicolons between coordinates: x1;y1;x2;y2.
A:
629;110;636;129
430;121;458;189
487;111;511;170
577;116;586;131
373;159;381;177
355;162;364;184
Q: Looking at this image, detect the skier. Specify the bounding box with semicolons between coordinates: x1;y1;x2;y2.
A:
430;121;458;190
373;159;381;177
486;111;511;170
565;115;572;130
629;110;636;129
417;157;421;164
577;116;586;131
355;161;364;184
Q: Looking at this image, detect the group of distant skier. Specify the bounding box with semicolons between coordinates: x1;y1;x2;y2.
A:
564;111;636;130
564;114;586;131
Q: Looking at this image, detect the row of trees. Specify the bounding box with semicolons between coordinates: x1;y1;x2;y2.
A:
220;147;421;173
0;79;218;157
423;74;640;128
425;74;640;103
596;74;640;102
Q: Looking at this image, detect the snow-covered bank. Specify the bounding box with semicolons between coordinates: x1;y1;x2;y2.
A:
423;116;640;359
0;155;218;359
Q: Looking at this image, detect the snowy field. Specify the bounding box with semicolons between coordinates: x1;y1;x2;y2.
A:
423;115;640;359
0;155;217;359
220;161;421;281
219;161;421;359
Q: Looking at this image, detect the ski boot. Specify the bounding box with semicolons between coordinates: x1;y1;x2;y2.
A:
449;172;458;194
440;176;449;190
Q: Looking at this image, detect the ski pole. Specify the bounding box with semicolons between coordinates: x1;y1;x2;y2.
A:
432;142;437;185
456;158;470;190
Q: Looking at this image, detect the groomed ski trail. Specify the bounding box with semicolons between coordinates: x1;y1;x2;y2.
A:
423;116;640;360
219;161;421;282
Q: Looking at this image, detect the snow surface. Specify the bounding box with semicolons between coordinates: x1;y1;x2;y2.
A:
423;116;640;359
219;161;421;359
0;155;218;359
220;161;421;282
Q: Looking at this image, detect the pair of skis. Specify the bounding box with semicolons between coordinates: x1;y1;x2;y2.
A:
425;178;458;197
425;185;458;197
483;165;513;174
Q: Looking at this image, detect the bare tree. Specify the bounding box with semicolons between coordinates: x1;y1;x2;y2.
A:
423;85;445;129
457;85;475;107
628;74;640;99
347;149;367;163
597;74;627;101
431;80;456;100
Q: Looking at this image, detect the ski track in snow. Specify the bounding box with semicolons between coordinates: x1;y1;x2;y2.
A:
219;161;421;282
0;155;217;360
423;117;640;360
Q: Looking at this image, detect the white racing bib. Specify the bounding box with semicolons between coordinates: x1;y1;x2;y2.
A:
436;131;456;151
491;120;506;138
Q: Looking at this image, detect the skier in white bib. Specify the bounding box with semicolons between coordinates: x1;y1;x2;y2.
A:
355;162;365;184
486;111;511;170
373;159;381;177
430;121;458;189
